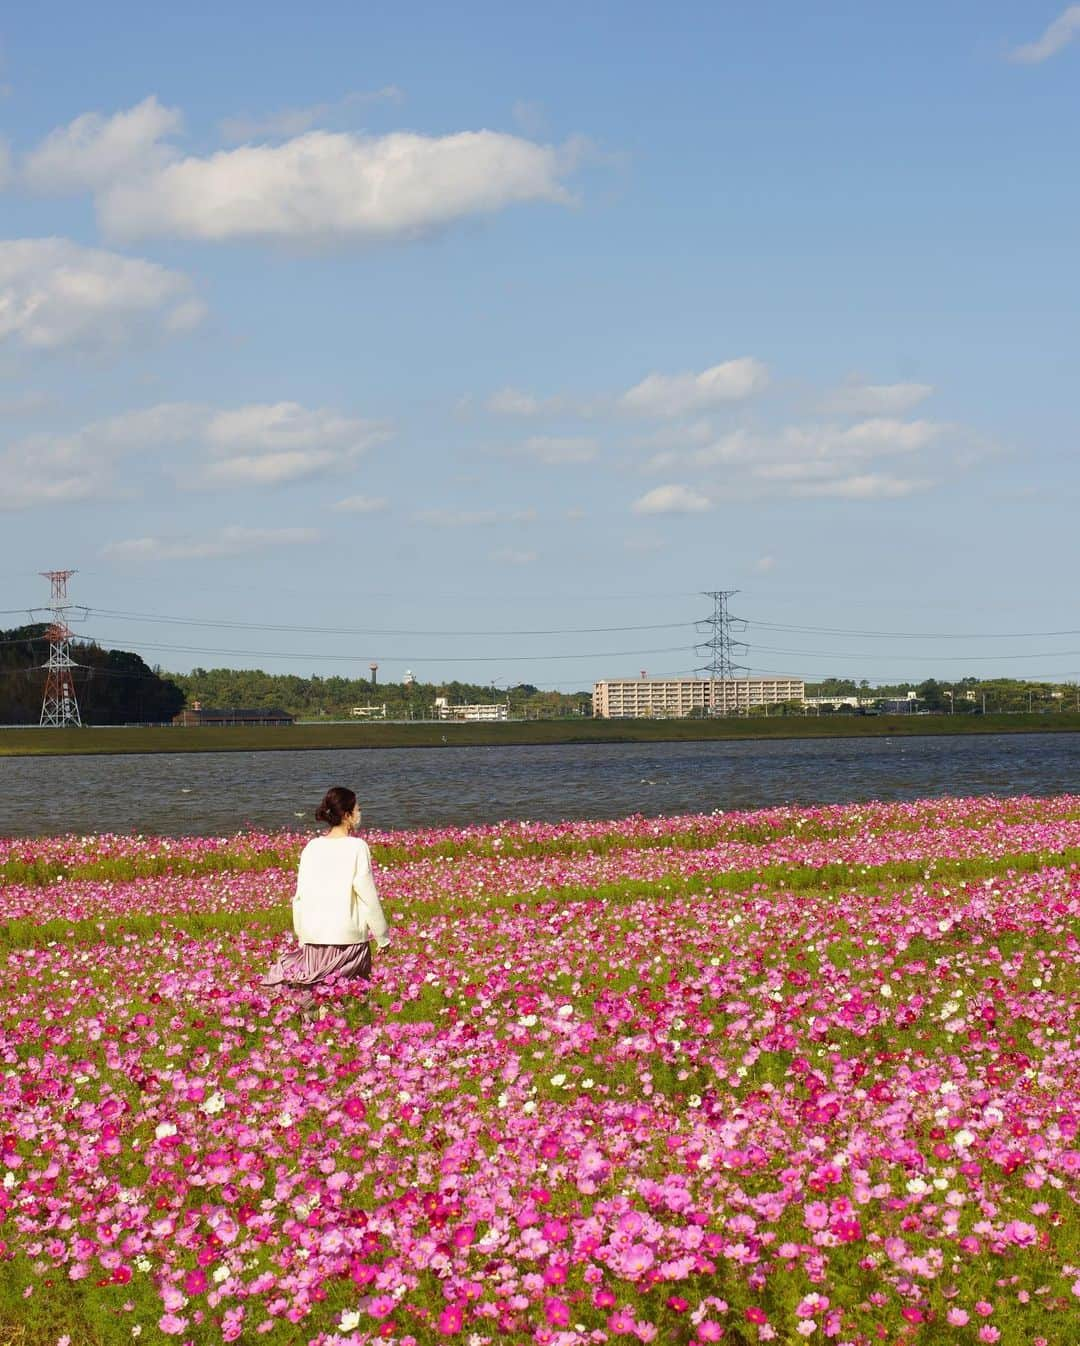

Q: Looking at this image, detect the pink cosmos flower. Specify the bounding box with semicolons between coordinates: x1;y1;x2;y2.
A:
620;1243;654;1277
544;1297;570;1327
437;1304;463;1335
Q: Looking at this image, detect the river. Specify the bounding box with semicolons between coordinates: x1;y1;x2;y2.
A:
1;732;1078;836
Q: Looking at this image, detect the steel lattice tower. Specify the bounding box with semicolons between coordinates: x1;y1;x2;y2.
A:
38;570;82;728
695;589;748;716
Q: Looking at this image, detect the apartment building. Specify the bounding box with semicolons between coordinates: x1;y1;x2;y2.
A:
592;676;805;719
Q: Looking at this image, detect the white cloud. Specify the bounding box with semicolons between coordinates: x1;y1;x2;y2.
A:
631;484;711;515
195;402;387;486
791;473;933;500
516;435;597;465
487;387;545;416
1009;5;1080;63
198;451;343;486
634;412;954;506
95;127;575;244
490;547;538;565
0;431;112;509
0;238;204;350
220;87;404;143
206;402;380;452
333;494;389;513
23;96;182;194
102;525;319;561
835;417;939;452
90;402;208;449
622;357;768;417
821;380;934;416
650;418;941;476
0;398;385;509
0;137;11;189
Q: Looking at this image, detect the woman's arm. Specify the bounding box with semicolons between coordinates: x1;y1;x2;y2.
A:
353;842;391;948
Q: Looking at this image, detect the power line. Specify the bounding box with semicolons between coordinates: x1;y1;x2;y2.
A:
75;634;699;664
743;642;1080;663
744;618;1080;640
8;600;1080;642
84;607;697;637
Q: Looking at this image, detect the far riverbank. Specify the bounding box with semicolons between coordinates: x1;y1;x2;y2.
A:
2;712;1080;756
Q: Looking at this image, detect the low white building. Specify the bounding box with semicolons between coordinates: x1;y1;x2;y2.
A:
434;696;509;722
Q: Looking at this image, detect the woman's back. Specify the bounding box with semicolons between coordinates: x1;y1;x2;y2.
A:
293;834;386;946
297;834;368;893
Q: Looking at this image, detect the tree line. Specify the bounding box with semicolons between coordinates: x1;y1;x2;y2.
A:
171;668;592;720
805;676;1080;714
0;626;184;725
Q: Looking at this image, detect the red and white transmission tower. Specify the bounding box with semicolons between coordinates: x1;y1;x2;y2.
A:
39;570;82;728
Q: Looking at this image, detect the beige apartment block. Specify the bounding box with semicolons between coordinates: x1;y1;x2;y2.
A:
592;677;805;719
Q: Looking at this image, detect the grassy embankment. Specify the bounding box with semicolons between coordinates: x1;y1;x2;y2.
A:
1;711;1079;755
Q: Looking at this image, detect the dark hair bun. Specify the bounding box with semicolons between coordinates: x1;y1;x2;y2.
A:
315;785;357;828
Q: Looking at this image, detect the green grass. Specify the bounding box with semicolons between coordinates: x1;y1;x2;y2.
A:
2;711;1080;755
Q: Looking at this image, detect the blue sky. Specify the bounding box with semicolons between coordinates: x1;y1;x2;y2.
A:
2;2;1079;690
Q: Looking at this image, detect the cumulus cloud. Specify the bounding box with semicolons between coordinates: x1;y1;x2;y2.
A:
622;358;768;417
633;412;954;507
23;96;182;193
97;126;575;244
631;484;711;515
185;402;388;486
649;418;941;475
1;399;385;509
220;87;403;143
22;96;579;245
0;430;113;509
0;238;204;350
1009;5;1080;63
67;400;386;488
102;525;319;561
333;494;389;513
821;380;934;416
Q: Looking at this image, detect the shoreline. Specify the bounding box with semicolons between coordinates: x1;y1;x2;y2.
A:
2;713;1080;756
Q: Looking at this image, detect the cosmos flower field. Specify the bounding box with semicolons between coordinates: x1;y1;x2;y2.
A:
1;796;1078;1345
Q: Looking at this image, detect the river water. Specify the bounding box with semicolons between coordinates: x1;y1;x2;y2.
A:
1;732;1078;837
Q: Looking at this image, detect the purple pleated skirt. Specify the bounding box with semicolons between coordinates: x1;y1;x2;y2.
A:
262;940;372;991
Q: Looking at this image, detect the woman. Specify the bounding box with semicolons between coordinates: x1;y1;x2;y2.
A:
263;786;390;1021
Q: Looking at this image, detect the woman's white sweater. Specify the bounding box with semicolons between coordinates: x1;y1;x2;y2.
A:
292;836;391;947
